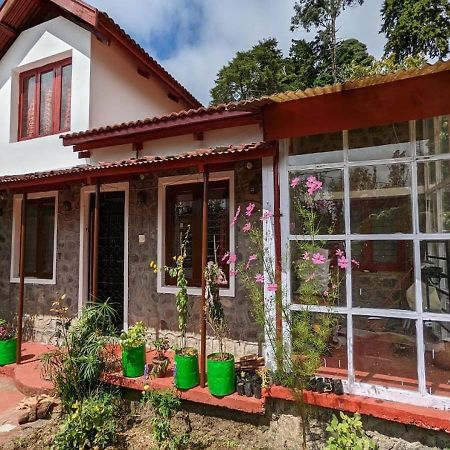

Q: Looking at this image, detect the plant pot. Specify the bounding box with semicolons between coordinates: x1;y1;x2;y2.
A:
236;381;245;396
207;353;235;397
151;357;169;377
121;344;145;378
0;337;16;366
252;382;262;399
174;349;199;389
244;381;253;397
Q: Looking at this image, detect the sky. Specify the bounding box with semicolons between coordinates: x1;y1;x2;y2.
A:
2;0;387;105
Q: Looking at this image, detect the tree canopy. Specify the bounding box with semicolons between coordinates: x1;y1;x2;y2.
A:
381;0;450;62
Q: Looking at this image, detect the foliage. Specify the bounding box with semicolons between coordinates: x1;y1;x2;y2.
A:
324;412;377;450
40;296;117;412
153;338;170;359
291;0;365;82
204;261;229;359
51;393;118;450
141;389;189;450
120;321;147;349
381;0;450;62
0;319;14;340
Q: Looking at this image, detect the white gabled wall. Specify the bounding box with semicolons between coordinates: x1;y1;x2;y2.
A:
0;17;91;176
89;38;188;130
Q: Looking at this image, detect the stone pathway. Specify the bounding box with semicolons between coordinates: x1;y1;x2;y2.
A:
0;376;24;446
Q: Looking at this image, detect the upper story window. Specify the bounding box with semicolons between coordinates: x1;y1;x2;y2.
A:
19;58;72;140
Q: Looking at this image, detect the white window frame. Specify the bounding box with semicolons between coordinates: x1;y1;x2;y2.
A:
279;116;450;410
10;191;58;285
157;171;235;297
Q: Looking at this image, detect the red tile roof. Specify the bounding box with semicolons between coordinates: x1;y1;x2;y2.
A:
0;142;274;188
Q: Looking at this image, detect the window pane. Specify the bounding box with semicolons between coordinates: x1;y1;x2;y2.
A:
420;241;450;313
424;320;450;397
353;316;418;391
348;122;411;161
39;201;55;276
60;64;72;131
418;160;450;233
416;116;450;157
289;132;343;164
21;75;36;138
24;203;38;275
350;163;412;233
291;241;346;306
352;240;414;309
289;169;344;235
39;70;54;135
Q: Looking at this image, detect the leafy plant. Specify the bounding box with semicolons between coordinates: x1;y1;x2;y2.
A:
141;389;189;450
325;412;377;450
41;296;117;412
204;261;229;360
120;321;147;349
51;393;118;450
0;319;14;341
153;338;170;359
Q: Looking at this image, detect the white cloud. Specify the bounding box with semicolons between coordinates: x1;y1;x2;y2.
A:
90;0;385;105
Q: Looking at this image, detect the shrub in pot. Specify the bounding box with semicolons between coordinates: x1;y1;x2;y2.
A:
120;322;146;378
151;338;170;377
205;261;235;397
0;319;16;366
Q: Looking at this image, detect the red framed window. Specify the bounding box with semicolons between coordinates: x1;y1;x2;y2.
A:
19;58;72;140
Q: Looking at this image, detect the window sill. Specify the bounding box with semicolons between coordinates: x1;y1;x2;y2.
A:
10;277;56;285
157;285;235;297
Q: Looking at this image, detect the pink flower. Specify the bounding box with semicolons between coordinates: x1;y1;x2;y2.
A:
290;176;301;188
351;259;360;267
227;254;237;264
337;256;349;269
255;273;264;283
231;206;241;226
302;251;310;260
242;222;252;233
221;252;229;262
323;290;329;297
305;176;323;196
267;283;278;292
311;253;326;265
230;268;238;277
246;254;257;269
335;249;344;257
245;203;256;217
260;210;274;221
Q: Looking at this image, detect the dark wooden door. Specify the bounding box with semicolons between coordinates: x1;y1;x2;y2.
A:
89;191;125;327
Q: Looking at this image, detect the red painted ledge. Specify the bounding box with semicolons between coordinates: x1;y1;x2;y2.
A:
266;385;450;434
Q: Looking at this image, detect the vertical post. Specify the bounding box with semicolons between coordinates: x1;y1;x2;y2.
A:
92;180;101;300
200;170;209;388
16;193;27;364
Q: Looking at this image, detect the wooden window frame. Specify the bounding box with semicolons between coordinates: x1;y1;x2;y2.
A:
18;58;72;141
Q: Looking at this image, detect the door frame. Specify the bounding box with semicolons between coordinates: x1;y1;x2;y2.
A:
78;182;129;330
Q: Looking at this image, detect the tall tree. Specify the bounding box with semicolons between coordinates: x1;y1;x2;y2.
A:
381;0;450;62
291;0;364;82
210;38;289;104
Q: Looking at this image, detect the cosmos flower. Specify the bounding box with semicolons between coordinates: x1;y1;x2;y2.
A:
337;256;349;269
243;222;252;233
245;203;256;217
260;210;274;221
227;254;237;264
255;273;264;283
246;254;257;269
311;253;326;265
290;176;301;188
231;206;241;226
267;283;278;292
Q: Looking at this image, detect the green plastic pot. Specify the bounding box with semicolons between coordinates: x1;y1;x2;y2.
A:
122;344;145;378
207;353;235;397
175;349;199;390
0;337;17;366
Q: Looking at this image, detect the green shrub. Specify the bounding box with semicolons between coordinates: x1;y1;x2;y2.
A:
51;394;118;450
324;412;377;450
119;321;147;349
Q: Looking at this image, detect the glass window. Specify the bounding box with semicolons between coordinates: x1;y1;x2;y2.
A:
165;180;229;287
290;132;343;164
416;116;450;157
423;320;450;397
353;316;418;391
24;198;56;279
348;122;411;161
350;163;412;234
19;59;72;140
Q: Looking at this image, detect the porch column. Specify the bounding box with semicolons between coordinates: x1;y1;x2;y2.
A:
200;169;209;388
16;192;27;364
92;180;101;300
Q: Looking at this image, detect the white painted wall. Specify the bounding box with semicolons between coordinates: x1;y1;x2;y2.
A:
0;17;91;175
89;38;188;130
89;124;263;163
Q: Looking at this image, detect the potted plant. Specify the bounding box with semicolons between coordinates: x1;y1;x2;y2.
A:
205;261;235;397
151;338;170;377
162;228;199;390
120;321;146;378
0;319;16;366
